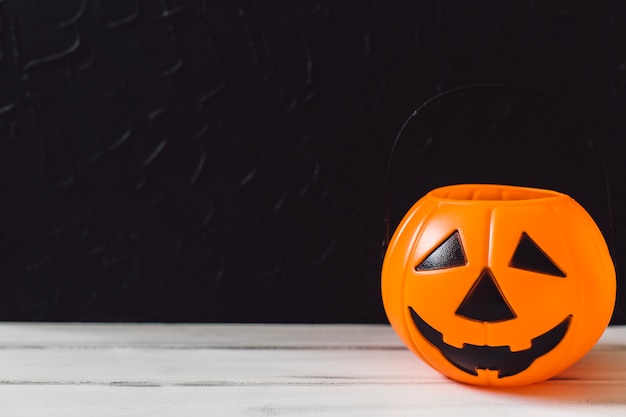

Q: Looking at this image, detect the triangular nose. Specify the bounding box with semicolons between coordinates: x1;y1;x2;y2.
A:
455;268;516;322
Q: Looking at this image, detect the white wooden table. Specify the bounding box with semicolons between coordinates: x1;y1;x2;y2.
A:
0;323;624;416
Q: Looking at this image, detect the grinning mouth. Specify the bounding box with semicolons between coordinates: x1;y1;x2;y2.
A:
409;307;572;378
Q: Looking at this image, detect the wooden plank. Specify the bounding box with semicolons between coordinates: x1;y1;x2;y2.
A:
0;323;401;348
0;340;623;386
0;347;433;386
1;380;625;416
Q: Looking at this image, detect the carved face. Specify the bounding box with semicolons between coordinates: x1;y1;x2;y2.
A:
382;184;615;386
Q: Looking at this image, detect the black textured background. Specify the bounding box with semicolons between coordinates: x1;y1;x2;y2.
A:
0;1;624;323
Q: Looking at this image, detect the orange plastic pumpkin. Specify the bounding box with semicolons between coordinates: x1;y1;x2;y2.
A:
382;184;616;386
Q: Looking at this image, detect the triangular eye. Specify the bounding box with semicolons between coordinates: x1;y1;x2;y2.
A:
416;231;467;271
510;232;566;277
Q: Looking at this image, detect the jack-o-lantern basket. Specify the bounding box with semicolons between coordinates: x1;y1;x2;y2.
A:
381;183;616;387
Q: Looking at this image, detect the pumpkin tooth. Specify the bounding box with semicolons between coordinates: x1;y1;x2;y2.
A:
487;326;531;352
441;335;466;350
508;341;532;352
